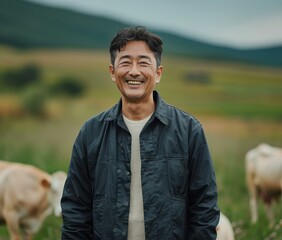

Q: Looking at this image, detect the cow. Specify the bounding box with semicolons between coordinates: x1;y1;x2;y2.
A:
245;143;282;225
0;160;67;240
216;212;235;240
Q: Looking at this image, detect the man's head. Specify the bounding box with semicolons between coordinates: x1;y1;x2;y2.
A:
109;26;163;105
110;26;163;67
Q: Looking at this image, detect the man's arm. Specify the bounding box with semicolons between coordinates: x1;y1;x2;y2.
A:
187;125;220;240
61;127;93;239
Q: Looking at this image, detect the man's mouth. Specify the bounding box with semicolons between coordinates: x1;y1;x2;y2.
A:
126;80;143;85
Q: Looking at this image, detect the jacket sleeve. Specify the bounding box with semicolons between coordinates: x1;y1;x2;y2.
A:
61;124;93;240
187;123;220;240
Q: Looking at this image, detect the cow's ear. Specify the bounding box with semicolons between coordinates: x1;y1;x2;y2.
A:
41;178;51;188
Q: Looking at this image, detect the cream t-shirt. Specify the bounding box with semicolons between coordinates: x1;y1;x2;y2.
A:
123;114;151;240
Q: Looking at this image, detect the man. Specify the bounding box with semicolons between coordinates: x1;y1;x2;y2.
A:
61;26;219;240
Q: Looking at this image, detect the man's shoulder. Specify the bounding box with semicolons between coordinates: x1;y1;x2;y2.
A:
82;104;119;129
155;93;202;129
165;102;201;125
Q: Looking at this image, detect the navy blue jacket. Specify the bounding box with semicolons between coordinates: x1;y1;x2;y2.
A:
61;91;219;239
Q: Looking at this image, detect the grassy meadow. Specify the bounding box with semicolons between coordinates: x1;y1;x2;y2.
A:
0;46;282;239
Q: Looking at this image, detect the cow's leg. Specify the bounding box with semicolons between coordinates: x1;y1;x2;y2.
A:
23;233;33;240
250;195;258;224
3;209;22;240
264;202;274;227
246;172;258;224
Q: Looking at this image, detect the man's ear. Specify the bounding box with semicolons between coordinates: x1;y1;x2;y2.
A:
109;64;116;82
156;65;163;84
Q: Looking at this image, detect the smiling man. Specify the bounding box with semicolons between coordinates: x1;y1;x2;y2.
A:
109;40;162;120
61;26;220;240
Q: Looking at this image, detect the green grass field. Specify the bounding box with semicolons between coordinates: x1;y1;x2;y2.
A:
0;47;282;239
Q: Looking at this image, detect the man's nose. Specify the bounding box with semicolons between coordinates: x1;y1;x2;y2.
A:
129;63;140;76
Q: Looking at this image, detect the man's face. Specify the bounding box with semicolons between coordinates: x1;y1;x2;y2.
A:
109;41;163;103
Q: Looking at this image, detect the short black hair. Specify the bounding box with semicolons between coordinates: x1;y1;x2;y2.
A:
109;26;163;67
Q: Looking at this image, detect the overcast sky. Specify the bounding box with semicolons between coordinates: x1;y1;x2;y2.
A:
27;0;282;49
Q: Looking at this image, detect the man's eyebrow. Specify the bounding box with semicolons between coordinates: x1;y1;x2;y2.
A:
138;55;152;61
118;55;131;61
118;55;152;61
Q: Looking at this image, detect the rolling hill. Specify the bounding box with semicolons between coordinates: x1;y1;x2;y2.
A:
1;0;281;67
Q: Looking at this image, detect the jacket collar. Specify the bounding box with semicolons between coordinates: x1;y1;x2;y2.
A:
105;91;168;125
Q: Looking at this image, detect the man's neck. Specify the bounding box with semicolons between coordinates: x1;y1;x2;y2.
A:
122;97;155;121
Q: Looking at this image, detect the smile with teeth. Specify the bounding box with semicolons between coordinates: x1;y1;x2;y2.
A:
126;80;143;85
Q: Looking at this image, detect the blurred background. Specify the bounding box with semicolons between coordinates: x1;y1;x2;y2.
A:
0;0;282;239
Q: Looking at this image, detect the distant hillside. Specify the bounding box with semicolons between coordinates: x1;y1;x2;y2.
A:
1;0;282;67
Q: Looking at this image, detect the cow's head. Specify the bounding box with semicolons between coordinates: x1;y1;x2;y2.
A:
50;171;67;216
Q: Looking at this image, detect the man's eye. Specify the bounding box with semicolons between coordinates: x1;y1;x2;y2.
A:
140;62;150;66
120;61;131;66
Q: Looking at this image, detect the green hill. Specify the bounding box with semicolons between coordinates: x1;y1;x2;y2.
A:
1;0;281;67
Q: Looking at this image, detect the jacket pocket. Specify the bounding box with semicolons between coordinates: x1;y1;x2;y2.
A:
167;156;188;198
171;196;186;239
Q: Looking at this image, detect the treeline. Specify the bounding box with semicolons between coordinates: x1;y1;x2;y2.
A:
0;64;86;117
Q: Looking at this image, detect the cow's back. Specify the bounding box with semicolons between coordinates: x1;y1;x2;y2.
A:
0;161;14;220
246;146;282;191
0;160;12;173
0;161;52;232
216;212;235;240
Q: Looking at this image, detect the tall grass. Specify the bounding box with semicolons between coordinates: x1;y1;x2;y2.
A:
0;47;282;239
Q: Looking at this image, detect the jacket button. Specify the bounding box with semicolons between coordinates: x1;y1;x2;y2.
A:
125;171;130;175
117;169;121;174
122;232;126;236
124;202;129;207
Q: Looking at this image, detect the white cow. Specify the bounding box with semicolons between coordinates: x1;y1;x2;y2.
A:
0;160;67;240
245;143;282;224
216;212;235;240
